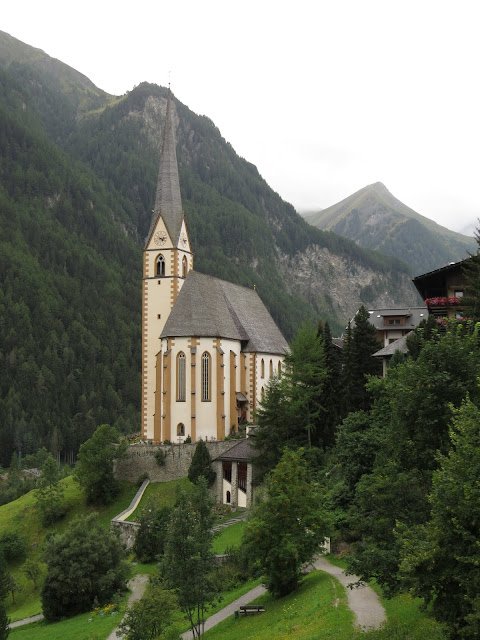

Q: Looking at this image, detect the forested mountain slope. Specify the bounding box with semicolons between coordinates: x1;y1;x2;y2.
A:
0;31;420;463
0;67;141;464
304;182;475;274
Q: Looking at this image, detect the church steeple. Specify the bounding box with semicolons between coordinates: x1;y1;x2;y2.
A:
146;89;184;247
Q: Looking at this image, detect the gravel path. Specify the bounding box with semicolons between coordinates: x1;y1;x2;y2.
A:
313;556;386;630
181;555;386;638
106;574;149;640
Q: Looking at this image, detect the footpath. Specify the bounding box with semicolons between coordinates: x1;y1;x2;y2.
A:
182;554;386;638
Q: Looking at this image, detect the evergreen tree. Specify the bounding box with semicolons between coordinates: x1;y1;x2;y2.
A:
316;321;342;447
342;306;381;413
399;397;480;637
344;323;480;595
35;453;65;525
188;440;216;487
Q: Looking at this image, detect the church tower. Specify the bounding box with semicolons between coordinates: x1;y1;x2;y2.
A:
141;90;192;441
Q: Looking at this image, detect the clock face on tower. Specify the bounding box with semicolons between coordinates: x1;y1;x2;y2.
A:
180;232;188;247
154;230;167;246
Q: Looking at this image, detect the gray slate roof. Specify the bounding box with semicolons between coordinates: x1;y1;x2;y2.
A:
373;334;409;357
213;438;259;462
364;307;427;331
160;271;288;355
146;90;184;247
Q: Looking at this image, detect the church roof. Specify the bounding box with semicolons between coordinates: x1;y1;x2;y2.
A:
146;89;184;247
160;271;289;355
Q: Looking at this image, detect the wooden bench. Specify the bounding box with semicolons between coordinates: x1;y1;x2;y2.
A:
235;605;266;618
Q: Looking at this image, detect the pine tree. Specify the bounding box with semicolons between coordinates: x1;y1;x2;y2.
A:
342;306;381;413
188;440;216;487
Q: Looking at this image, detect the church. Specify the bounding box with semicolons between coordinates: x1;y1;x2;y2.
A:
141;91;288;444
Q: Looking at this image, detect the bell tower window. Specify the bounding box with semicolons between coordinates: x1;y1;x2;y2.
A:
182;256;188;278
156;254;165;277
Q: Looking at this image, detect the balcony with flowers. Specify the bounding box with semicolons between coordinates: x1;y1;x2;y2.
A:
424;296;463;319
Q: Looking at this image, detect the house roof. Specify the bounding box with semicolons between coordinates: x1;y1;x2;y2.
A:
373;334;409;357
365;307;427;331
412;259;468;300
213;438;259;462
146;89;184;247
160;271;288;355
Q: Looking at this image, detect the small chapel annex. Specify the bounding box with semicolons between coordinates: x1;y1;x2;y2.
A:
141;90;288;444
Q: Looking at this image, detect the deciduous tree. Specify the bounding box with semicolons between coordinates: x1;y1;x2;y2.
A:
163;478;217;638
118;583;180;640
41;514;127;621
243;448;328;597
75;424;126;505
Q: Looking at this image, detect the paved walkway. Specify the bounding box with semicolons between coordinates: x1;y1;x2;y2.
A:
181;585;267;640
9;613;44;629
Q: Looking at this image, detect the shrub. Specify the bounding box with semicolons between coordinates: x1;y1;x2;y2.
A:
0;531;27;563
154;449;166;467
41;514;127;621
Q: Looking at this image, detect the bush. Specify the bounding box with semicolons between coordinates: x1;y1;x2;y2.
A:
0;531;27;563
134;504;172;563
41;514;127;621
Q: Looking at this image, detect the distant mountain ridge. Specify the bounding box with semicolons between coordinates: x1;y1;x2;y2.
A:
304;182;475;274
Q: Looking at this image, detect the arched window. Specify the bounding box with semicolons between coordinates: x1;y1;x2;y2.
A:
182;255;188;278
269;359;273;377
156;254;165;277
261;386;265;401
226;490;231;504
177;423;185;437
201;352;211;401
278;361;282;377
177;352;186;401
261;358;265;378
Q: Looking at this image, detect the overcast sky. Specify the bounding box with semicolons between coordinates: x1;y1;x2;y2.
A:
3;0;479;234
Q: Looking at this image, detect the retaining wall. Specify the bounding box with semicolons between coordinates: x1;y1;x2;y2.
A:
114;440;237;483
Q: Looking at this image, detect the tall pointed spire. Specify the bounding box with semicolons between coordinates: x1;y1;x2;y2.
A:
146;89;184;246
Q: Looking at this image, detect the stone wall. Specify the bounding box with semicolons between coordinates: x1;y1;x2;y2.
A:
114;440;237;483
111;520;140;550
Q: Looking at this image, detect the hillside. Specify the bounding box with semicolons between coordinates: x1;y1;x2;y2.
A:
0;30;421;463
304;182;475;274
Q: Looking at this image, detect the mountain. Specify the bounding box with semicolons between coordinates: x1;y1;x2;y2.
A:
304;182;476;275
0;31;421;464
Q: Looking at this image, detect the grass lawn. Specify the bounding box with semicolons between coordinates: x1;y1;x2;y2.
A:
203;569;354;640
212;521;245;554
9;602;127;640
1;477;138;622
125;477;192;521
